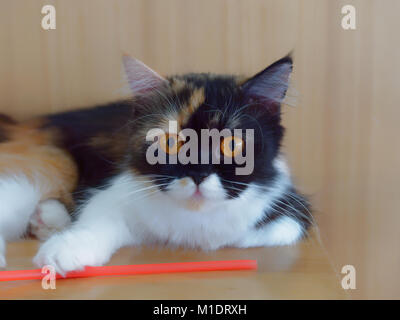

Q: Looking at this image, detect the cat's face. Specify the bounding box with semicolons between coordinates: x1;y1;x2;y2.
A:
123;56;292;209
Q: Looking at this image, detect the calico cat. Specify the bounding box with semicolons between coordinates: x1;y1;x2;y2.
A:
0;55;312;272
0;116;77;267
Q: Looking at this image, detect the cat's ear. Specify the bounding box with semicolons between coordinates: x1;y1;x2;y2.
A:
241;54;293;112
122;55;167;95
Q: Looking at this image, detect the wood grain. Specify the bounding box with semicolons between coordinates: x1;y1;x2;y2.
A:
1;236;345;300
0;0;399;299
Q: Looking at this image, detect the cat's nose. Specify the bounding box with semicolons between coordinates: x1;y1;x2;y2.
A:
189;172;210;186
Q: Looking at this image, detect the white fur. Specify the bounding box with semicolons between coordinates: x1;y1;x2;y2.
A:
166;173;226;204
0;176;72;267
29;199;71;241
34;156;304;274
233;216;303;247
34;178;136;275
0;176;40;267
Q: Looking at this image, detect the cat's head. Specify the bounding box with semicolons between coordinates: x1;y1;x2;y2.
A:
122;55;292;209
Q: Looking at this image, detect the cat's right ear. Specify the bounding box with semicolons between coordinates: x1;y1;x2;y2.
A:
122;55;167;95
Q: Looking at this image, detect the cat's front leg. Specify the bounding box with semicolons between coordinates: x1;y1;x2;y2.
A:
234;216;305;248
33;179;136;275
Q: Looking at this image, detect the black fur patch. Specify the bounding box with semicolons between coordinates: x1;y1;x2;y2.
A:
41;101;134;196
0;114;17;125
0;114;15;143
0;127;7;143
255;187;312;232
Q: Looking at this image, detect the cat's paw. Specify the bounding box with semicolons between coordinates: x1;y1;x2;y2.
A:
29;200;71;241
234;216;304;248
33;230;109;276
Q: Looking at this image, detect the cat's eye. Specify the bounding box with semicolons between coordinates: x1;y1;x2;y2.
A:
220;136;244;158
159;133;184;155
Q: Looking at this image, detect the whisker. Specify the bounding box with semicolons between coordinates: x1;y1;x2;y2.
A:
118;188;163;207
123;183;170;198
283;192;315;225
221;180;314;225
272;198;314;225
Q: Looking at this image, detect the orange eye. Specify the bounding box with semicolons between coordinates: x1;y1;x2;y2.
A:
221;136;244;158
159;133;184;155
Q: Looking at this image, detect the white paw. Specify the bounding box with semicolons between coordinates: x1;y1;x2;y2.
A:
29;200;71;241
33;229;109;276
263;216;303;246
235;216;304;248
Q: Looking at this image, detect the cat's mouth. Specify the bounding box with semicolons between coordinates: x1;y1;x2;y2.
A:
191;188;204;200
184;188;207;210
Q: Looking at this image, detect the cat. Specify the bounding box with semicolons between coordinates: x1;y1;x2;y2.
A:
0;54;312;273
0;116;77;267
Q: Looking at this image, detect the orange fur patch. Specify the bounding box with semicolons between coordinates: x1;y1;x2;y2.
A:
170;78;186;91
184;198;205;211
177;88;205;127
0;120;78;209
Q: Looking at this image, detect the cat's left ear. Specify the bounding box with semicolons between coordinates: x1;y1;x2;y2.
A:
123;55;167;95
241;54;293;112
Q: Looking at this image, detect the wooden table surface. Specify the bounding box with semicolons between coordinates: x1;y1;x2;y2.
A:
0;233;346;300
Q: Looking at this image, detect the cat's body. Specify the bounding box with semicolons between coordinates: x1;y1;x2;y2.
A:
0;55;312;272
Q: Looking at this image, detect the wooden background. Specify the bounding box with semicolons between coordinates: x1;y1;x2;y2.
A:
0;0;399;299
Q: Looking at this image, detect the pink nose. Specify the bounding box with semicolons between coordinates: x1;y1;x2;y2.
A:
192;187;204;199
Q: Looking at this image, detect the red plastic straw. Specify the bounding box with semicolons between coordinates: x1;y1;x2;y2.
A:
0;260;257;282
